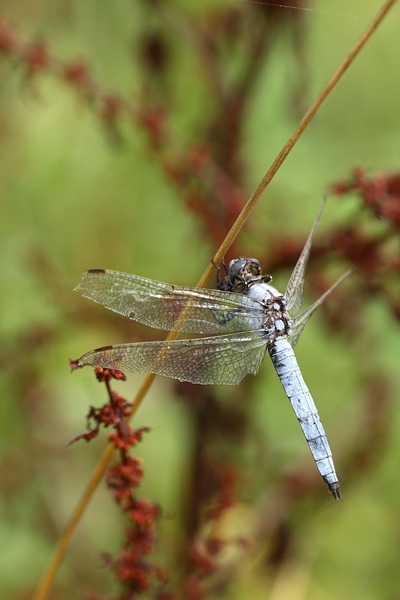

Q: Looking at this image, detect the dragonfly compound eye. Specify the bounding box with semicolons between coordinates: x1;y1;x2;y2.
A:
228;258;247;284
246;258;262;275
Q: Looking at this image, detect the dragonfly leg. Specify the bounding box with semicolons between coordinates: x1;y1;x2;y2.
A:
210;257;240;325
211;257;228;287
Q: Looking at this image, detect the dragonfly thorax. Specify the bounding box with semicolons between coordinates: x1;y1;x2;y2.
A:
247;282;291;341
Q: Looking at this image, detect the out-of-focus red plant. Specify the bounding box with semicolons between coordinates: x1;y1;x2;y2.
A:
330;166;400;230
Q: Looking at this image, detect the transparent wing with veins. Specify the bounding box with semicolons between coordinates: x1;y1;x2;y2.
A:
284;197;326;316
284;197;354;347
287;266;355;348
75;269;266;335
77;330;268;385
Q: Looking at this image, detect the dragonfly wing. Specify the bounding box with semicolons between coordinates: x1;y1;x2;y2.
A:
78;331;268;385
284;197;326;315
75;269;265;335
287;266;355;348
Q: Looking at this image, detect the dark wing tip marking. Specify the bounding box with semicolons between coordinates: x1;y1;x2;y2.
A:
87;269;106;274
94;345;114;351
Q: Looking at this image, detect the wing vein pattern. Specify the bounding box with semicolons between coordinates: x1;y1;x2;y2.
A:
75;269;266;335
78;330;268;385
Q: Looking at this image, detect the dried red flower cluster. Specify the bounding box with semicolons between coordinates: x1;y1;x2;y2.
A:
69;366;172;598
183;463;243;600
330;166;400;230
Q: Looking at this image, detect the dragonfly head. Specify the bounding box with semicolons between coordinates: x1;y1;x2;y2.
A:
227;257;272;288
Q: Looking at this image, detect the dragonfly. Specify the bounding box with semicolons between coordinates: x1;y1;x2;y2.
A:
75;199;353;499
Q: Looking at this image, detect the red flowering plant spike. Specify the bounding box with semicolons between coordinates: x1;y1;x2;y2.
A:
63;59;93;95
68;363;173;598
22;40;49;78
329;166;400;321
330;166;400;231
0;20;17;53
182;461;251;599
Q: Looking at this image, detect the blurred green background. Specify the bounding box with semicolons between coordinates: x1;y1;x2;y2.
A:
1;1;400;598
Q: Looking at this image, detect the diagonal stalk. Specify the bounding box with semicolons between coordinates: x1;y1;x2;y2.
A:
32;1;398;598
